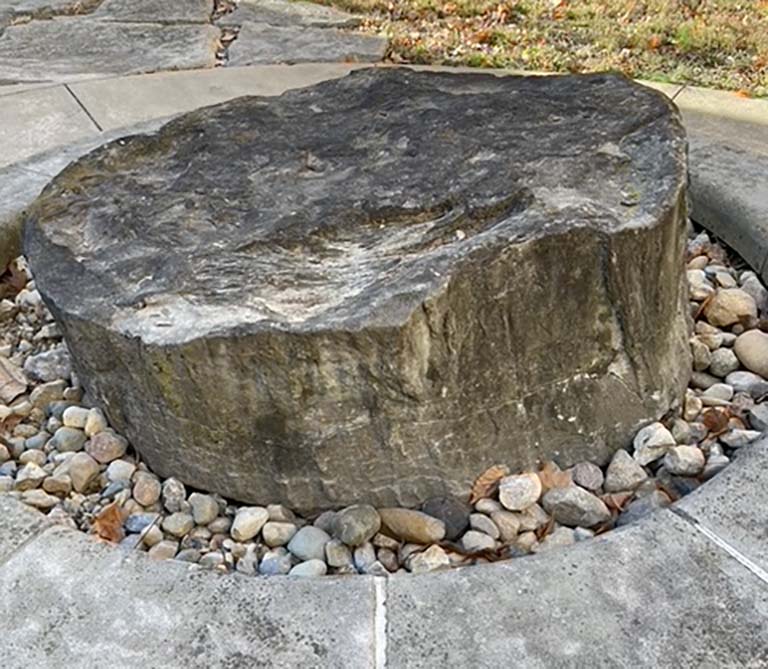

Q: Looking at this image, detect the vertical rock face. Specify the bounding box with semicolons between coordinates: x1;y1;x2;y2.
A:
24;69;690;511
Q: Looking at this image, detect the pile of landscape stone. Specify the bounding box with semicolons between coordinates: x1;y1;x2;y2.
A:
0;224;766;577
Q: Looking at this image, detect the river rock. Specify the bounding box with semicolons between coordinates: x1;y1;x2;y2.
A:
420;496;471;541
663;445;705;476
379;508;445;545
632;422;675;465
24;69;690;510
541;486;611;528
85;429;128;463
604;449;648;492
332;504;381;546
734;330;768;379
231;506;269;541
498;473;542;511
703;289;757;327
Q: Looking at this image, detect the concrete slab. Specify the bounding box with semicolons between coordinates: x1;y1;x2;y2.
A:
677;438;768;574
386;511;768;667
0;17;220;85
0;495;49;564
0;84;97;168
675;85;768;129
68;63;363;129
227;21;387;66
0;524;376;668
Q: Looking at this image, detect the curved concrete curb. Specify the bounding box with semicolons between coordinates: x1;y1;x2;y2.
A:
2;438;768;667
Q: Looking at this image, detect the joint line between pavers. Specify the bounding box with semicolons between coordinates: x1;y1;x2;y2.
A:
374;577;387;669
63;84;104;132
671;507;768;586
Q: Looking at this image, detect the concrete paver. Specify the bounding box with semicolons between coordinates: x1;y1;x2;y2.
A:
0;84;98;168
387;510;768;668
0;520;377;669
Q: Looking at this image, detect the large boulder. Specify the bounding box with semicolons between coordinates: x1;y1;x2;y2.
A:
24;69;690;511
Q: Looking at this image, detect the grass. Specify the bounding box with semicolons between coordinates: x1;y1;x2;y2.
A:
312;0;768;96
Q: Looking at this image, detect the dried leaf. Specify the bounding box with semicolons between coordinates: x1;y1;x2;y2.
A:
535;515;556;541
468;464;509;504
1;414;22;435
92;503;125;544
537;460;572;492
601;491;633;512
647;34;662;49
702;407;729;436
0;357;27;404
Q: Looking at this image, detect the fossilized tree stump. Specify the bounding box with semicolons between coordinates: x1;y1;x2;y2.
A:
25;69;690;510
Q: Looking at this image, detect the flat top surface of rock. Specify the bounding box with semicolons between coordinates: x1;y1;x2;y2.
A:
218;0;361;28
26;68;685;345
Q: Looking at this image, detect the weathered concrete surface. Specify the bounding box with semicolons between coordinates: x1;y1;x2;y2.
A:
387;511;768;667
0;0;91;17
685;110;768;283
0;84;98;168
0;520;376;668
219;0;361;29
227;21;386;65
677;437;768;573
0;17;220;84
93;0;213;24
0;494;49;562
25;69;690;511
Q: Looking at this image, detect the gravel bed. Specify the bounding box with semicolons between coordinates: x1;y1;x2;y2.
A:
0;222;766;577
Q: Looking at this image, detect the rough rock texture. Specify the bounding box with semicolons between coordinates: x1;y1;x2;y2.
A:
25;69;690;510
92;0;214;24
226;21;386;66
0;17;219;84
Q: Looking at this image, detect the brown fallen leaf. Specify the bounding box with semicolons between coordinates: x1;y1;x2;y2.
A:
702;407;729;436
92;503;125;544
0;357;27;405
468;464;509;504
601;491;633;512
537;460;572;492
535;515;556;541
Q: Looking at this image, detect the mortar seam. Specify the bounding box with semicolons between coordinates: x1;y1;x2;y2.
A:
671;507;768;586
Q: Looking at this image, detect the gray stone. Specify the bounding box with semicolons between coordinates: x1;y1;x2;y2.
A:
25;70;689;510
324;538;353;568
468;513;500;539
20;488;59;510
61;405;89;428
93;0;213;24
514;503;550;532
663;445;705;476
0;18;220;85
378;508;445;545
542;486;610;528
570;461;603;491
616;490;669;526
289;559;327;577
332;504;380;546
161;477;186;513
489;510;520;542
461;530;496;553
188;493;219;526
726;371;768;398
287;526;330;561
147;539;178;560
175;548;201;563
231;506;268;542
709;348;740;377
720;429;762;448
29;379;66;408
420;496;470;541
259;547;293;575
534;526;576;553
219;0;361;29
702;382;734;402
498;473;542;511
387;510;768;666
124;512;160;534
633;422;675;465
262;521;297;547
85;429;128;463
748;403;768;431
604;449;648;492
14;462;47;490
162;512;194;538
227;21;386;66
406;544;450;573
23;346;71;382
352;541;376;572
64;452;99;493
42;473;71;495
